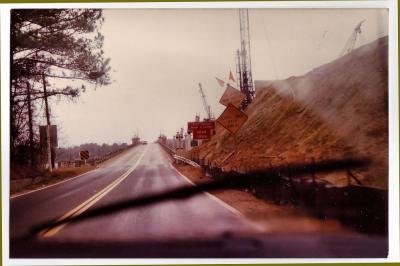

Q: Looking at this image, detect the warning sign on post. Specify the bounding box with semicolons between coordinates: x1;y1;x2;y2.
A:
80;150;90;160
219;84;246;108
217;104;248;133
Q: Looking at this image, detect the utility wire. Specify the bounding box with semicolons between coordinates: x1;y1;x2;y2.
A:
261;14;279;80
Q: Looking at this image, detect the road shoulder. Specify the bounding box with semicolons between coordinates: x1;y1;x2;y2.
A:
173;162;358;235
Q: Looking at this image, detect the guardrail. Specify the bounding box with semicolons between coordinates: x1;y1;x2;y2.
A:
158;142;201;168
172;154;201;168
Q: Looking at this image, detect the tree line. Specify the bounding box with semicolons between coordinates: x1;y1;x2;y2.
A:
10;9;111;168
56;143;128;162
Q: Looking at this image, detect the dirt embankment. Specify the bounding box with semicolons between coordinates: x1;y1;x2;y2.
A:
191;36;388;188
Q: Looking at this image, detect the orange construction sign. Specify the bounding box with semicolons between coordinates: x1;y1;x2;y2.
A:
216;104;248;133
219;84;246;108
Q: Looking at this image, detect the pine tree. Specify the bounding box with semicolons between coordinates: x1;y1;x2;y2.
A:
10;9;111;164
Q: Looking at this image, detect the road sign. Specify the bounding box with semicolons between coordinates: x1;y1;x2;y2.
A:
193;128;213;140
191;140;198;147
187;121;215;131
39;125;58;148
219;84;246;108
80;150;90;160
217;104;248;133
188;121;215;140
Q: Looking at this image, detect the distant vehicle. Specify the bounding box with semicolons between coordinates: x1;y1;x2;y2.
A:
142;141;148;145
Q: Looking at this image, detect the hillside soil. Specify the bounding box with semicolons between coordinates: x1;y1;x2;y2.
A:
191;36;388;188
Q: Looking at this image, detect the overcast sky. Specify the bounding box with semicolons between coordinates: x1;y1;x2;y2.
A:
50;8;388;147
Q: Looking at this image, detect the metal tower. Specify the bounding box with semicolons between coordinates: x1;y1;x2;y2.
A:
340;20;365;57
236;9;255;110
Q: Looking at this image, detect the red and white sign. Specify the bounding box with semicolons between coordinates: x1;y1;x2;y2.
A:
188;121;215;140
188;121;215;131
193;129;212;140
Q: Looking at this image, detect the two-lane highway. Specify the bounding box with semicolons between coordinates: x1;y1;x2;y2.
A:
9;143;388;258
10;143;256;256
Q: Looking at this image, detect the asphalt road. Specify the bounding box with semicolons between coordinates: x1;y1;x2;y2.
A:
9;143;387;258
10;144;258;256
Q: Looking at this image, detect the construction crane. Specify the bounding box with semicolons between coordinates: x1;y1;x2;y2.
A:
340;20;365;57
236;8;255;110
198;82;213;121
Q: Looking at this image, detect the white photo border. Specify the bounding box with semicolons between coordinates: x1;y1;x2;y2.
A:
1;1;398;265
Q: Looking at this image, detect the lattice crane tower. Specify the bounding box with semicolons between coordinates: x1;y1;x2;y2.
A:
236;8;255;109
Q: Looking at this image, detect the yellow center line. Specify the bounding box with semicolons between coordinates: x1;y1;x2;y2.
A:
38;145;149;238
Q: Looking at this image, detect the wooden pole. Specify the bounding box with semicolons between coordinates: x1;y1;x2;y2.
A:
26;81;34;167
42;73;52;172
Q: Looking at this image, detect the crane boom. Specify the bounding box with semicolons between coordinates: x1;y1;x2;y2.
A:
198;83;211;120
340;20;365;57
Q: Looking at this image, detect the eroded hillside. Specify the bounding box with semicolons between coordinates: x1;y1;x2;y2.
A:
191;36;388;188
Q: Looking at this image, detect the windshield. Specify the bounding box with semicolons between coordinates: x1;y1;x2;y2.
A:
8;7;389;260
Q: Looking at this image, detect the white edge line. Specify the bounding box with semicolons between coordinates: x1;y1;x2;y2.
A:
10;169;98;200
40;145;149;237
169;162;265;232
10;146;141;200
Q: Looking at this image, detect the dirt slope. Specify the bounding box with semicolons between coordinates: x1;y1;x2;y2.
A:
191;36;388;188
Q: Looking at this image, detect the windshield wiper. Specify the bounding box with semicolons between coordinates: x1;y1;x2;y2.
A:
30;157;370;237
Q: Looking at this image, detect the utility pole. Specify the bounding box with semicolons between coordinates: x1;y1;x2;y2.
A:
26;81;34;167
42;72;52;172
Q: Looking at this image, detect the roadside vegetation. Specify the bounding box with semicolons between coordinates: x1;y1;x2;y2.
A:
57;142;128;161
11;165;95;196
10;9;111;179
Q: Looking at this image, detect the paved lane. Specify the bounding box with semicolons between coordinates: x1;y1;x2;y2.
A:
10;143;255;242
9;144;387;258
10;145;147;239
52;143;255;241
